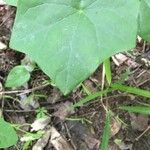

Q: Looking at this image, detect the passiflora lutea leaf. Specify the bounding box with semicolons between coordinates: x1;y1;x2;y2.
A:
10;0;140;94
138;0;150;41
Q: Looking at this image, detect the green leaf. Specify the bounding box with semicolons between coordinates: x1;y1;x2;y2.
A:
10;0;140;94
0;118;18;148
104;58;112;85
120;106;150;115
111;83;150;98
4;0;17;6
138;0;150;41
101;112;111;150
5;65;30;88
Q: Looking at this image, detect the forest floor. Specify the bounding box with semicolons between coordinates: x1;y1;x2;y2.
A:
0;5;150;150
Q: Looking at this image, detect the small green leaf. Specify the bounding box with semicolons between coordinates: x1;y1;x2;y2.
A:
101;112;111;150
0;118;18;148
120;106;150;115
5;65;30;88
104;58;112;85
111;83;150;98
4;0;17;6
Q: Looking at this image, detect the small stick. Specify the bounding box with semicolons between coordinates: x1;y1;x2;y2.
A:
0;83;49;95
64;123;77;150
135;126;150;141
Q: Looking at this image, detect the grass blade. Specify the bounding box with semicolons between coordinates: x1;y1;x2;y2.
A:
120;106;150;115
111;83;150;98
72;88;114;108
101;112;111;150
104;58;112;85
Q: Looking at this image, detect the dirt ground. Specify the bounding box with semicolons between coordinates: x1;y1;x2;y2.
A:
0;5;150;150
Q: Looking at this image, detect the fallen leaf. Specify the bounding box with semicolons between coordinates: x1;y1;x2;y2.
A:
31;117;51;132
0;41;7;50
114;139;133;150
50;127;73;150
20;94;40;110
47;88;62;104
84;135;100;150
32;128;51;150
130;113;149;131
53;101;74;120
66;121;100;150
112;53;128;66
110;118;122;137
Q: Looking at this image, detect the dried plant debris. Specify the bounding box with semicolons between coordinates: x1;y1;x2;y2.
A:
66;121;100;150
110;118;122;137
32;128;51;150
130;113;149;131
50;127;74;150
31;117;51;132
53;101;74;120
0;41;6;50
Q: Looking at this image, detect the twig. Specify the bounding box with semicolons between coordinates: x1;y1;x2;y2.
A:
135;126;150;141
4;106;54;113
137;78;150;87
64;123;77;150
0;83;49;95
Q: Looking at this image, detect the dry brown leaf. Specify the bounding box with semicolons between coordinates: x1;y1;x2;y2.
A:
130;113;149;131
110;118;122;137
53;101;74;120
84;135;100;149
112;53;128;66
31;117;51;132
50;127;73;150
32;129;51;150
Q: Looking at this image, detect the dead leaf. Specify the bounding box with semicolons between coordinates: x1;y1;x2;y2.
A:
110;118;122;137
50;127;73;150
84;135;100;149
114;139;133;150
84;80;97;93
32;128;51;150
112;53;128;66
126;59;139;68
66;121;100;150
53;101;74;120
47;88;62;104
20;94;40;110
31;117;51;132
130;113;149;131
